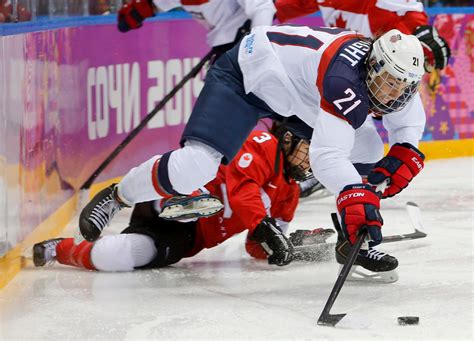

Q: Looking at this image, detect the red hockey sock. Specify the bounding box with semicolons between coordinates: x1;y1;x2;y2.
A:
55;238;96;270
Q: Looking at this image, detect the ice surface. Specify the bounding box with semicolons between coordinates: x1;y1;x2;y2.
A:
0;157;472;339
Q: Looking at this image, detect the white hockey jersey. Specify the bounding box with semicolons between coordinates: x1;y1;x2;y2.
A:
238;25;425;194
154;0;276;47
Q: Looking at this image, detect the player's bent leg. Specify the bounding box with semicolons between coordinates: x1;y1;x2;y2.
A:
91;234;157;271
117;154;165;204
168;140;223;195
157;141;225;220
34;235;156;271
121;219;196;268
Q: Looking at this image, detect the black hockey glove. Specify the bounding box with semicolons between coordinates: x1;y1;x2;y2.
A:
249;217;294;266
414;25;451;72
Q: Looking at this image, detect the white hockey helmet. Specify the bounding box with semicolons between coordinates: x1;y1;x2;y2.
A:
366;29;425;115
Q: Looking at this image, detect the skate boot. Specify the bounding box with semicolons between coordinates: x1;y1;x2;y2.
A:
336;239;399;283
33;238;64;267
290;228;336;262
159;191;224;220
298;175;331;199
79;184;129;242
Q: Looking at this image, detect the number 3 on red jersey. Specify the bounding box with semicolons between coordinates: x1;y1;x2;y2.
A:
253;132;272;143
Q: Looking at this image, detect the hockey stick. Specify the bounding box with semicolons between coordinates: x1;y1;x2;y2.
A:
382;229;426;243
293;225;426;256
382;201;427;243
317;228;368;326
317;181;389;326
294;201;426;261
79;49;214;191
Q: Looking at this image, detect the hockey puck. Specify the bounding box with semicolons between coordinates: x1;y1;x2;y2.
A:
397;316;419;325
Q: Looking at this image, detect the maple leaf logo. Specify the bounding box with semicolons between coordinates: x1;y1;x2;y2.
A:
334;13;347;29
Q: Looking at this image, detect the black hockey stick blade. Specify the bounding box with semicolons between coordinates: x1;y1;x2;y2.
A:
317;229;368;327
317;313;346;327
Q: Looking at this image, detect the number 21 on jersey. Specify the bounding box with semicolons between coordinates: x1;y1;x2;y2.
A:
333;88;361;115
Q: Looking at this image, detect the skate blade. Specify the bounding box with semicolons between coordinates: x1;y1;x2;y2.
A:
342;265;399;284
159;200;224;220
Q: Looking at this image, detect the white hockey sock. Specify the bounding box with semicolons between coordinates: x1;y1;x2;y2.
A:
117;155;162;205
91;234;157;272
168;140;223;194
118;141;222;204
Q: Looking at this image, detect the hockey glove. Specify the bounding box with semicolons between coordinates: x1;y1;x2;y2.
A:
337;184;383;247
368;143;424;199
117;0;155;33
414;25;451;72
249;216;294;266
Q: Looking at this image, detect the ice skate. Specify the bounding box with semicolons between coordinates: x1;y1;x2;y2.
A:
336;239;399;283
79;184;129;242
159;192;224;220
33;238;64;267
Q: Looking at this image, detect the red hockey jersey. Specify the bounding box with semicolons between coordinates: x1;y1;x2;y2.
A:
188;130;300;256
275;0;428;37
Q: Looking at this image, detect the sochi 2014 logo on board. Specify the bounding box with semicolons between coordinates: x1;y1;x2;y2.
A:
238;153;253;168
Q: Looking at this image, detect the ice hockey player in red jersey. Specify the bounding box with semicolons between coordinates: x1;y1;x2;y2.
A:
34;129;312;270
117;0;276;61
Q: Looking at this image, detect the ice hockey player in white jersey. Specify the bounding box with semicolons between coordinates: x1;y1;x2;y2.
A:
79;26;426;276
275;0;450;202
117;0;276;60
275;0;450;73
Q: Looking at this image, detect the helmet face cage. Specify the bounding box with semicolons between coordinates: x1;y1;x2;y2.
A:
366;62;420;116
284;135;312;182
366;30;424;116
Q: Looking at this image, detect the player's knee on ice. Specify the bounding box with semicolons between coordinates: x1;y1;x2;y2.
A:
91;234;157;272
